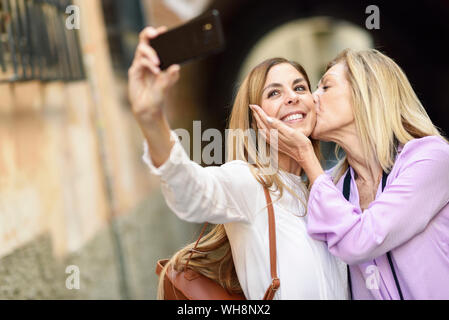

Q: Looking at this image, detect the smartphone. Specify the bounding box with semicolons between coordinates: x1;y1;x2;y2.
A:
150;9;226;70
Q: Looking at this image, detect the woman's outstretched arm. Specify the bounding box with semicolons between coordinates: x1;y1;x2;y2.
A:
128;27;255;225
128;26;180;168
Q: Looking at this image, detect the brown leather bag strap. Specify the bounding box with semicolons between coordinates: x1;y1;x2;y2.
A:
262;187;280;300
185;222;209;271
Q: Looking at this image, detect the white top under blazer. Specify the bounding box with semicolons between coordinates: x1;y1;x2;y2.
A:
143;131;348;300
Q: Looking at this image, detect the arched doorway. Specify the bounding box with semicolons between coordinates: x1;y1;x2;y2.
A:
237;17;373;87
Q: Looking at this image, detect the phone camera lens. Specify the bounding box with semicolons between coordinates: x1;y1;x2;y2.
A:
203;23;213;31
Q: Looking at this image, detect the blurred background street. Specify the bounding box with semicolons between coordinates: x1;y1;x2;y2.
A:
0;0;448;299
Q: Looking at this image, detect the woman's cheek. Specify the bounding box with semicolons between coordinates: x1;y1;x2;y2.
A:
314;95;321;113
310;113;318;134
260;102;272;116
264;105;278;118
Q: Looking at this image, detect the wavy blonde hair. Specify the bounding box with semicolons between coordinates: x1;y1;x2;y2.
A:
157;57;320;299
328;48;447;182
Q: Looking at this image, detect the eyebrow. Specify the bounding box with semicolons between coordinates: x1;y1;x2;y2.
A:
262;78;306;93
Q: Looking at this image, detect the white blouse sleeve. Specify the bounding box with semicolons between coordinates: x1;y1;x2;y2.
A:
142;131;256;224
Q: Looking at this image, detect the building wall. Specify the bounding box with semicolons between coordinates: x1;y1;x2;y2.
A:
0;0;200;299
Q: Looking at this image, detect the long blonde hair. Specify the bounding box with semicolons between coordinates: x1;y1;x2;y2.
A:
157;58;320;299
328;48;447;182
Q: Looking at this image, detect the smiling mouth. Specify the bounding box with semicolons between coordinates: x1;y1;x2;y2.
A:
280;112;306;123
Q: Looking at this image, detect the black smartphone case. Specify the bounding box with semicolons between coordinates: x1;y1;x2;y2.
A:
150;10;226;70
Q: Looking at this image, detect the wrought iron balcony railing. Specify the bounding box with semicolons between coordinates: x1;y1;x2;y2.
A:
0;0;85;83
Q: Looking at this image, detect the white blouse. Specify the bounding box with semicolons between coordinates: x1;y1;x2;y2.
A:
143;131;348;300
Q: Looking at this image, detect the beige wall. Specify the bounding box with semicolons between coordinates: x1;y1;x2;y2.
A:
0;0;154;259
0;81;109;258
0;0;200;299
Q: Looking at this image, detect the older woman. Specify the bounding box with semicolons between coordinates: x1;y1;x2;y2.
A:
251;48;449;299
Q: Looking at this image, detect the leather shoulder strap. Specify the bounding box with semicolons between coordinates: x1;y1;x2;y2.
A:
262;187;280;300
344;168;404;300
185;222;209;271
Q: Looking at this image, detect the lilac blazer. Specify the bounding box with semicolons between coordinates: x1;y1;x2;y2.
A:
307;136;449;299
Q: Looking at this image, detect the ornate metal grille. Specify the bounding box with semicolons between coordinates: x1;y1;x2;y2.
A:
0;0;85;83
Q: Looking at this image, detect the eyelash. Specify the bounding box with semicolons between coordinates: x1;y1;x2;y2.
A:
268;85;306;98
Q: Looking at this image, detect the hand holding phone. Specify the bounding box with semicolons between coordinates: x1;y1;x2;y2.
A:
129;26;180;125
150;10;226;70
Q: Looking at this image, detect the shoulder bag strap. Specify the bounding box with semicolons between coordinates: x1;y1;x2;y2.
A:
262;187;280;300
184;222;209;271
343;169;404;300
342;170;353;299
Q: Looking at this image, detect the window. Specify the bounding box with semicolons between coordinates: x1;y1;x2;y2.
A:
0;0;85;83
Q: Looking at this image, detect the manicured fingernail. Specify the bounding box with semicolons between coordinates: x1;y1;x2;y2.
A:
148;27;157;35
266;116;274;123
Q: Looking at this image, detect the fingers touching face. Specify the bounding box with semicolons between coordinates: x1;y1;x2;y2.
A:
256;63;316;137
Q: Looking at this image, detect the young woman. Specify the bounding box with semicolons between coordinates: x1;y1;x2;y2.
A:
251;48;449;299
128;26;348;299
